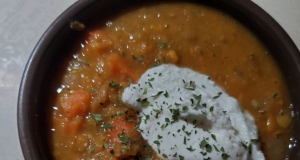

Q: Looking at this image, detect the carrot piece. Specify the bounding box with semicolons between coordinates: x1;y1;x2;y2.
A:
60;90;91;119
59;90;91;136
105;117;141;157
104;53;139;83
107;118;140;141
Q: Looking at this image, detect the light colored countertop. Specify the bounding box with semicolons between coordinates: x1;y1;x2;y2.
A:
0;0;299;159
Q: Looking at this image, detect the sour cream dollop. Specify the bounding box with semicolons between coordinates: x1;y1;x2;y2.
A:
122;64;265;160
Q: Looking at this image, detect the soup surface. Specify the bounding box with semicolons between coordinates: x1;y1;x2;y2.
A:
48;2;292;160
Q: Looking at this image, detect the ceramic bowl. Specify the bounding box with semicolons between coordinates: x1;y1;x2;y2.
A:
18;0;300;159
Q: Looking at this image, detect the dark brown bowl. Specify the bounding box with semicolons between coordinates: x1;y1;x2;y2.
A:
18;0;300;159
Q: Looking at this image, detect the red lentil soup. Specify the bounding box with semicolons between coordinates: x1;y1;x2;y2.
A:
48;2;292;160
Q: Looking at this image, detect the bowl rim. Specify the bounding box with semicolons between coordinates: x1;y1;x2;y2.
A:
17;0;96;159
17;0;300;159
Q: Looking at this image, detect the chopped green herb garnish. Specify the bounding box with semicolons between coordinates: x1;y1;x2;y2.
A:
153;140;160;146
248;143;252;155
163;57;168;64
165;118;170;123
273;93;279;99
249;54;253;60
109;81;120;88
101;122;113;134
153;59;160;67
213;92;222;99
111;113;117;118
143;145;150;150
175;102;181;106
116;103;122;108
122;144;130;150
210;106;214;112
82;60;90;66
164;91;169;98
153;109;161;113
152;91;164;98
136;98;150;107
241;142;247;149
120;136;130;144
182;106;188;111
88;146;94;154
183;80;196;91
187;145;196;151
148;82;153;88
193;119;197;125
194;101;200;110
179;155;184;160
279;110;284;115
200;139;212;153
173;153;177;157
200;139;207;148
143;88;147;94
190;98;194;105
220;147;225;152
91;113;102;125
127;78;132;84
185;87;195;91
221;153;230;159
148;78;155;81
162;154;168;158
92;88;98;93
200;151;207;156
206;144;212;152
213;145;220;152
250;139;259;144
103;141;109;148
132;55;144;61
119;113;124;118
184;131;191;136
121;52;126;56
211;134;217;142
193;94;202;100
160;42;166;48
145;115;150;124
171;109;180;121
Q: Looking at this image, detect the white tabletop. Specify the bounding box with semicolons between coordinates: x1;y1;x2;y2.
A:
0;0;299;159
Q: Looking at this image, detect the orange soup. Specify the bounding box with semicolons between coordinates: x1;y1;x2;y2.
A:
48;2;291;160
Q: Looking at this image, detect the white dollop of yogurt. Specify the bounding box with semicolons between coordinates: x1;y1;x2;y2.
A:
122;64;265;160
